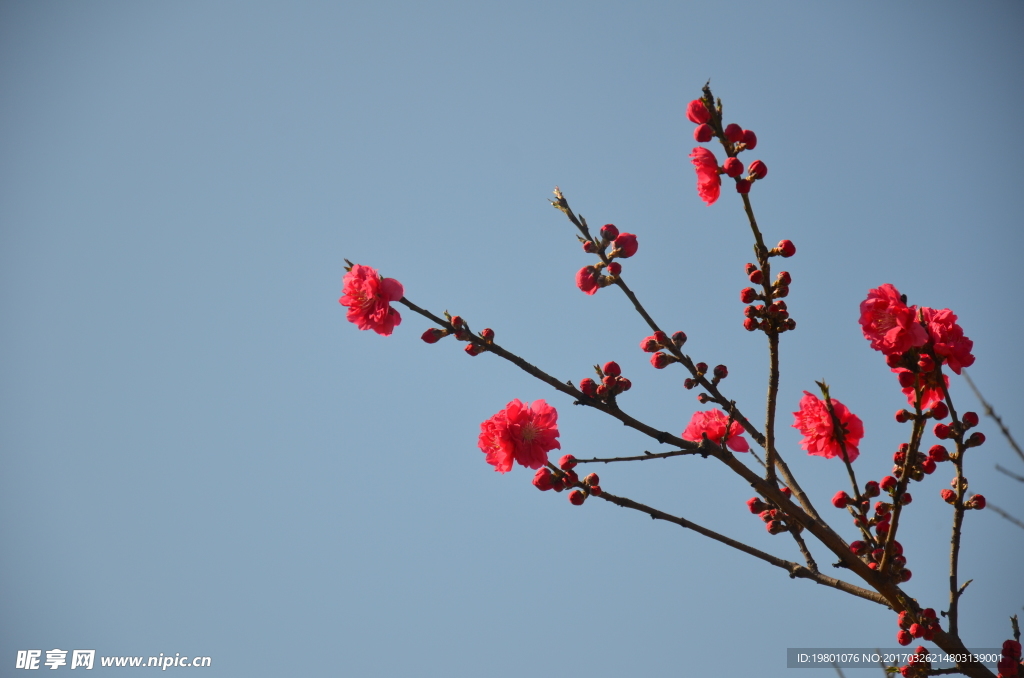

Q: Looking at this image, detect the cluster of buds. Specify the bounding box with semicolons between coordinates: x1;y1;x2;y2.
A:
932;410;986;448
745;487;798;535
997;639;1022;678
421;313;496;357
576;223;639;295
640;330;686;370
850;536;910;581
578;361;632;404
896;609;941;646
686;97;768;196
891;442;951;481
895;645;932;677
532;455;603;505
741;265;795;333
837;479;913;581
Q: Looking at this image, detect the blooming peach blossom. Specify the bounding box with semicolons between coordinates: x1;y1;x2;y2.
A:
681;409;749;452
792;391;863;462
689;147;721;205
858;284;927;356
921;307;975;374
338;264;404;336
477;399;561;474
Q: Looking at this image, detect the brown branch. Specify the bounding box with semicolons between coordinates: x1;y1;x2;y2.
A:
996;464;1024;483
595;489;883;605
574;449;706;463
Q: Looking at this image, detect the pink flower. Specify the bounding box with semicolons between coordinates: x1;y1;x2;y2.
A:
792;391;864;462
690;147;722;205
613;233;638;258
686;99;710;124
576;266;600;295
892;367;949;410
682;409;749;452
921;307;975;374
338;264;404;336
858;284;927;356
477;399;561;474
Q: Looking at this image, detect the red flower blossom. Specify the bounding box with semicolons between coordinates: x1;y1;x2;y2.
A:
576;266;600;295
792;391;864;462
477;399;561;474
690;147;722;205
859;284;927;356
338;264;404;336
613;233;639;258
921;307;975;374
892;367;949;410
686;99;710;124
682;409;749;452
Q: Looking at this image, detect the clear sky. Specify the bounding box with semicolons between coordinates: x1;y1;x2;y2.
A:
2;1;1022;676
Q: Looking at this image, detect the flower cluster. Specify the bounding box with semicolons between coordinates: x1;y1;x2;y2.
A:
997;639;1022;678
533;455;603;506
576;223;639;295
682;409;749;452
895;609;941;648
895;644;933;677
792;391;863;462
741;263;796;333
859;284;975;410
639;330;687;370
338;263;404;336
578;361;632;403
746;487;797;535
477;399;561;474
685;97;767;205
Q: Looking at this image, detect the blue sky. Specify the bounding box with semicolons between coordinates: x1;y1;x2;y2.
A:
2;1;1022;676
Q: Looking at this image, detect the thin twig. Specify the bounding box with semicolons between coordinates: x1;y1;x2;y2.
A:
970;495;1024;531
963;370;1024;463
574;449;706;463
996;464;1024;484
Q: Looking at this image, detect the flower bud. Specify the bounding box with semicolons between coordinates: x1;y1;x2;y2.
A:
743;317;758;331
607;261;622;276
603;361;622;377
748;269;763;284
584;473;600;486
672;331;688;346
909;623;923;638
774;240;794;258
533;467;555;491
600;223;619;241
740;287;757;304
421;328;447;344
900;569;912;582
895;410;911;423
613;233;638;258
968;432;986;447
640;336;659;352
582;240;597;253
742;129;757;149
576;265;600;295
747;497;766;513
1002;640;1021;659
568;489;586;505
745;262;758;275
921;459;936;474
723;157;744;178
479;328;495;343
559;454;578;471
724;124;744;143
940;488;956;504
735;179;752;194
779;487;792;497
686;99;711;124
930;402;948;420
897;630;913;646
616;377;632;392
962;411;979;427
864;481;880;497
875;521;890;536
694;362;707;374
579;378;598;397
776;271;792;286
683;378;695;389
880;476;898;492
693;123;714;142
749;160;768;180
832;491;851;509
564;469;579;485
464;343;485;356
967;494;986;509
850;540;867;555
766;520;787;535
874;501;891;516
900;492;912;505
713;364;728;380
898;611;911;629
589;485;602;496
933;423;950;439
651;352;674;369
897;371;917;389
